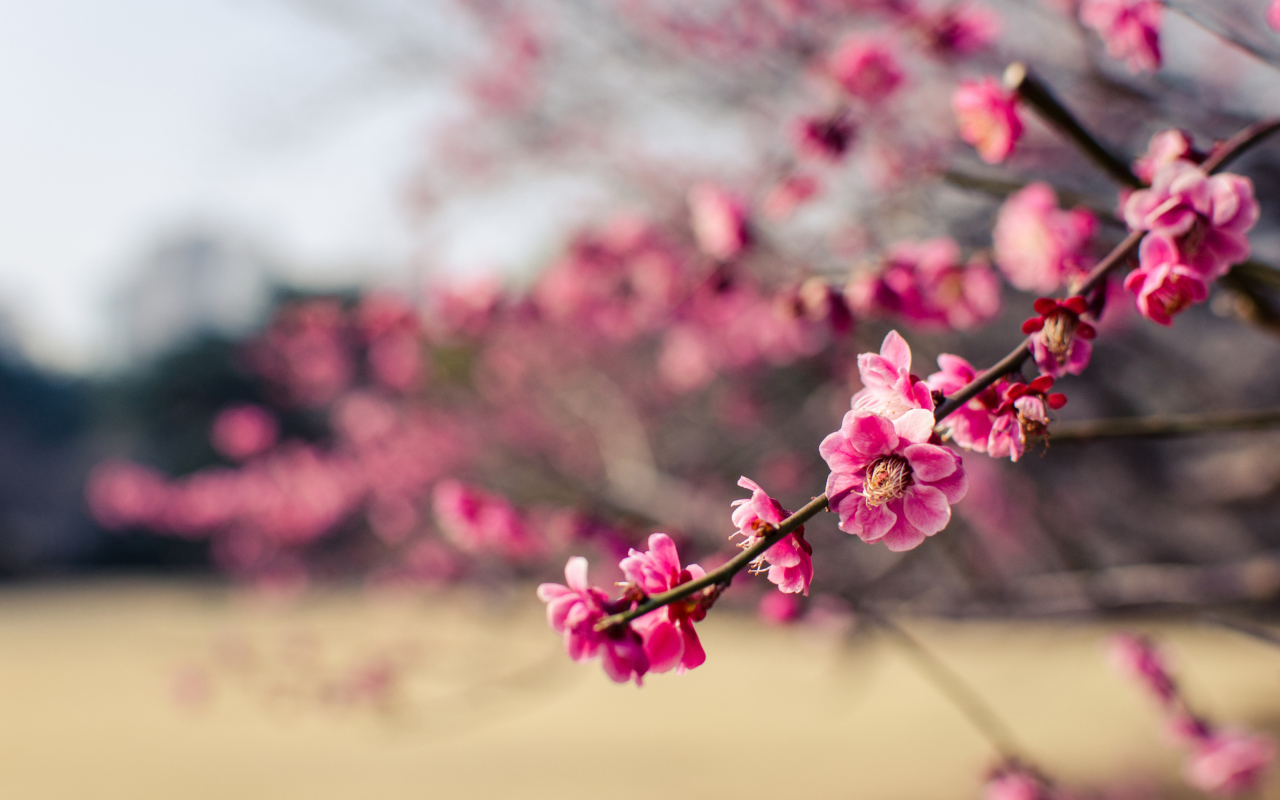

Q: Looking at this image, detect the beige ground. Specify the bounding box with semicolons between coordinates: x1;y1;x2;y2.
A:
0;581;1276;800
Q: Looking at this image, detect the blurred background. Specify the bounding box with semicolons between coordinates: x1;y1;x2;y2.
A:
3;0;1280;797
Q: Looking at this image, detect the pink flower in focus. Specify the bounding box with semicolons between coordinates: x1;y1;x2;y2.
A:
537;557;649;685
688;182;750;260
210;405;279;461
1124;161;1259;281
1123;258;1209;326
620;534;709;673
1133;129;1203;184
731;476;813;595
792;113;856;161
848;238;1002;330
1109;633;1178;705
953;77;1023;164
1022;296;1096;378
987;376;1066;462
1080;0;1162;74
820;408;968;551
993;183;1097;293
826;36;905;104
927;354;998;453
850;330;934;420
1185;731;1276;796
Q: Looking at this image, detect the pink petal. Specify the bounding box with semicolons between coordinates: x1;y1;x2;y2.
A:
677;624;706;671
903;443;958;481
902;484;951;535
893;408;936;444
879;510;927;552
564;556;590;591
879;330;912;372
640;617;684;673
844;411;898;456
851;497;897;542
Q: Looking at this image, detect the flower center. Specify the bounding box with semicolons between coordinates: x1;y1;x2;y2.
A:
1041;310;1077;360
863;455;913;506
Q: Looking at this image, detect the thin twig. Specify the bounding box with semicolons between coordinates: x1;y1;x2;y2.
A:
1050;409;1280;442
1004;62;1142;188
865;609;1026;761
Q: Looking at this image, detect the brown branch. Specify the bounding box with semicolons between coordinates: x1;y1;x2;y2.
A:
1050;409;1280;442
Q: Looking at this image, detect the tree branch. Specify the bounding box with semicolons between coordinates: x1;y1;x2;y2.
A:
1050;409;1280;442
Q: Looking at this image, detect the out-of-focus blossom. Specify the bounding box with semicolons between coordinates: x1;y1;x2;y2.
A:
953;77;1023;164
1110;633;1178;705
993;183;1097;293
826;35;905;103
985;766;1050;800
757;591;804;625
820;408;968;552
1133;129;1203;184
913;3;1001;57
1270;0;1280;31
1080;0;1162;73
688;182;751;260
1124;161;1259;281
432;480;540;559
1022;296;1096;378
987;376;1066;462
731;476;813;595
848;238;1002;330
86;460;170;529
210;405;279;462
763;174;821;219
1185;731;1277;796
537;557;649;685
850;330;933;420
928;354;997;454
250;300;354;407
792;113;856;161
621;534;709;674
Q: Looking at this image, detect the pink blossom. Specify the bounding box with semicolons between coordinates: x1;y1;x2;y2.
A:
763;175;821;220
826;36;904;104
537;557;649;685
620;533;709;673
1080;0;1162;74
927;354;998;454
1123;257;1209;326
914;3;1002;57
820;408;968;551
731;476;813;595
432;480;539;558
850;330;934;420
993;183;1097;293
848;238;1002;330
1124;161;1259;281
1133;129;1203;184
210;405;279;461
86;460;170;529
1185;731;1276;796
953;77;1023;164
688;182;750;260
1109;633;1178;705
1270;0;1280;32
987;376;1067;462
792;113;856;161
757;591;804;625
1022;296;1096;378
985;768;1049;800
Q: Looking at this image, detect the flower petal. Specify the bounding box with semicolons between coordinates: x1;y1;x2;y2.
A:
902;484;951;535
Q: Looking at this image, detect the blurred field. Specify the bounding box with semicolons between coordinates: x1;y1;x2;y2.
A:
0;582;1277;800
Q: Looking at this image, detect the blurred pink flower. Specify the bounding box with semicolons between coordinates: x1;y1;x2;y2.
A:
757;591;804;625
792;113;856;161
914;3;1001;57
1080;0;1162;73
993;183;1097;293
820;408;968;551
985;768;1049;800
826;35;905;103
1133;129;1203;184
849;238;1002;330
763;174;821;219
850;330;934;420
1109;633;1178;705
688;182;750;260
210;405;279;461
621;533;708;673
86;460;170;529
432;480;539;559
1124;161;1259;281
1022;296;1096;378
1185;731;1276;796
953;77;1023;164
1270;0;1280;31
731;476;813;595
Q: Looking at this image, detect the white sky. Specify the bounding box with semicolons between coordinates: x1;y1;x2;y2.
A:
0;0;451;372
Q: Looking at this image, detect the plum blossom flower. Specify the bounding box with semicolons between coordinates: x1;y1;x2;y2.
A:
1022;296;1096;378
1133;129;1203;184
1110;633;1178;705
993;183;1097;293
210;405;279;461
1270;0;1280;32
688;182;750;260
987;376;1067;462
763;175;821;219
850;330;934;420
1124;258;1209;326
1080;0;1162;74
537;557;649;684
1185;731;1276;796
820;408;968;552
826;36;904;103
1124;161;1259;280
953;77;1023;164
913;2;1001;57
848;238;1001;330
792;113;856;161
621;534;709;674
927;354;997;454
730;476;813;595
985;765;1051;800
